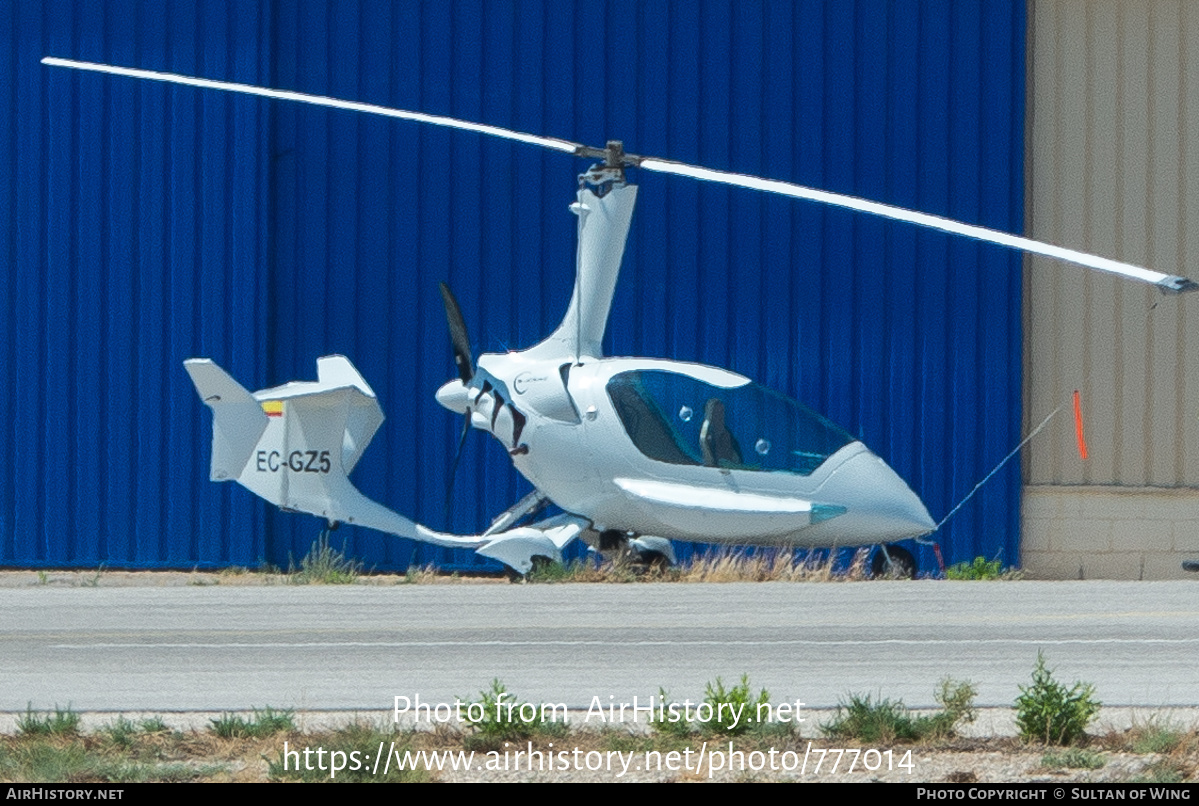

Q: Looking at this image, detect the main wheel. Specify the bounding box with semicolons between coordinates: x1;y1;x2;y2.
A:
631;550;672;575
871;545;916;579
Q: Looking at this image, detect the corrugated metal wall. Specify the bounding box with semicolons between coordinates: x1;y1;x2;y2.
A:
4;0;1026;573
2;0;272;567
1027;0;1199;486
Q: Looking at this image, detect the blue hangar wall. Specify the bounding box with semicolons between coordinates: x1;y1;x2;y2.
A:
2;1;1025;573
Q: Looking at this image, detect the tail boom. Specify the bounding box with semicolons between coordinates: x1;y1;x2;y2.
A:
185;356;584;572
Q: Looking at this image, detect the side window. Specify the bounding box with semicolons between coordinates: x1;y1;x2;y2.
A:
607;370;853;476
606;374;700;465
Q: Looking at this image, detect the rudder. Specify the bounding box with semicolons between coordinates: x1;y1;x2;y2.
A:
183;358;269;482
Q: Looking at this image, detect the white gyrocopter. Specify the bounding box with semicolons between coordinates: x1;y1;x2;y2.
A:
43;57;1198;577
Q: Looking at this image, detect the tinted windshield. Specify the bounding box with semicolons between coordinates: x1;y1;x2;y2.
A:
606;370;855;475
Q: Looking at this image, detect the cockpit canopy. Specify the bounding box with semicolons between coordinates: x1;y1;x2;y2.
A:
606;369;855;476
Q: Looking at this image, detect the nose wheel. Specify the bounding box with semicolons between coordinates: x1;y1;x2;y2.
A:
871;544;916;579
596;530;675;573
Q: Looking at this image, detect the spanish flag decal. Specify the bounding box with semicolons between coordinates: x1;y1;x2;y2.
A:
262;400;284;418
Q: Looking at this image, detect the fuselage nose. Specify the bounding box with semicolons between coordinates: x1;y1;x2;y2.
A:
815;447;935;543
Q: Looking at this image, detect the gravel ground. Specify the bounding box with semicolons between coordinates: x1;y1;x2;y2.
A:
1;570;1194;783
0;710;1194;783
431;746;1171;783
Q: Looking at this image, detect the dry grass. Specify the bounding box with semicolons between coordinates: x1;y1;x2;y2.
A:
523;548;872;583
402;564;445;584
673;548;870;583
525;544;872;582
5;548;882;587
1097;719;1199;782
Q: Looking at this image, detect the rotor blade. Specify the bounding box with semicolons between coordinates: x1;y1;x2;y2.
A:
439;282;474;384
42;57;581;156
639;158;1198;294
44;57;1197;293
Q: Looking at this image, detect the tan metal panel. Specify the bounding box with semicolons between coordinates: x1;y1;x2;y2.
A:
1117;0;1153;486
1026;0;1068;480
1083;1;1121;485
1146;2;1183;485
1027;0;1199;488
1058;0;1091;485
1184;1;1199;482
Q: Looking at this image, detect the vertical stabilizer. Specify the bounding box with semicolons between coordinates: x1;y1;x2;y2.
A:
183;359;269;481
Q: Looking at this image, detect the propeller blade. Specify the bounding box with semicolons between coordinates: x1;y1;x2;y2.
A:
639;158;1197;294
438;282;474;524
438;282;474;384
445;413;471;526
43;56;1197;294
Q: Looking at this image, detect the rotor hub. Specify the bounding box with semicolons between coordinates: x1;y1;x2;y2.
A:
576;140;642;192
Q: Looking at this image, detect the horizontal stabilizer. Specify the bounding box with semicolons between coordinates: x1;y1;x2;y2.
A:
317;354;377;396
233;365;393;530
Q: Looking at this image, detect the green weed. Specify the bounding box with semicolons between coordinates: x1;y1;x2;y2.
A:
946;556;1005;580
525;559;586;583
1123;719;1187;755
1129;760;1187;784
92;759;227;783
0;740;90;782
209;706;295;739
1014;653;1100;745
79;565;105;587
268;722;429;782
932;677;980;733
16;704;81;737
1041;748;1106;770
136;715;170;734
822;693;922;743
99;715;172;749
0;738;223;783
288;532;362;584
599;725;692;754
702;674;771;736
822;679;978;744
100;717;140;749
652;687;696;738
458;680;565;750
524;558;640;583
